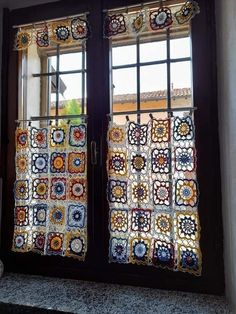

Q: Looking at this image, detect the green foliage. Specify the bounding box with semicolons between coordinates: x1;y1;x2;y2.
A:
60;99;82;124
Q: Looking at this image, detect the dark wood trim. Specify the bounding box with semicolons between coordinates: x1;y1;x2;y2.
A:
192;0;224;287
0;8;10;245
0;0;224;295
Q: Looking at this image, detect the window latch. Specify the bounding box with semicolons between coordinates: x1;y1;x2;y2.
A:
90;140;98;165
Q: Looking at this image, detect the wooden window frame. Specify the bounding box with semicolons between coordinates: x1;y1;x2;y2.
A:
0;0;224;295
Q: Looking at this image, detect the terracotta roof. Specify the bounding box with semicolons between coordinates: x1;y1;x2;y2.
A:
51;88;191;108
113;88;191;104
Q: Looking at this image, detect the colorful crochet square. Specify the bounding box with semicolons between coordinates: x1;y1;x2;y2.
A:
16;129;29;150
14;206;29;227
103;2;200;38
130;238;151;265
14;180;29;200
151;148;170;173
110;237;128;263
152;240;174;269
46;232;64;256
69;178;87;201
107;116;201;275
50;177;66;200
107;151;127;176
110;209;128;233
14;15;90;51
33;204;47;226
32;232;46;254
32;178;49;200
68;152;86;174
65;232;86;260
50;126;67;147
12;123;87;260
69;124;86;147
50;152;66;173
30;127;48;148
49;205;66;225
67;204;86;228
15;154;28;174
13;232;28;252
31;153;48;174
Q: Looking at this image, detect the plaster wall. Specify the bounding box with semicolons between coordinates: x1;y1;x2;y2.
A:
215;0;236;312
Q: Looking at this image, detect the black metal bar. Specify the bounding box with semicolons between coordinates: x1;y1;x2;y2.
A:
55;44;60;117
169;57;192;63
32;69;86;77
22;50;28;121
109;106;197;116
113;61;164;70
15;114;88;122
110;40;114;115
136;36;140;124
47;57;52;119
166;28;171;116
112;57;191;70
81;41;86;115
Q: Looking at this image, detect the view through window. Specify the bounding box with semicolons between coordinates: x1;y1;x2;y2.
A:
111;20;192;124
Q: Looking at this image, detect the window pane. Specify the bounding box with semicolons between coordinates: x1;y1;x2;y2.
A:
112;67;137;113
140;112;168;124
170;37;191;59
171;61;192;108
49;55;57;72
112;45;136;66
50;73;83;116
60;52;83;71
171;61;192;88
140;64;167;109
113;114;137;125
140;41;167;63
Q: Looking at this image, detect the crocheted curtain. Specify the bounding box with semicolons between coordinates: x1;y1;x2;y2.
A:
103;1;200;38
107;116;201;275
13;123;87;260
14;15;90;50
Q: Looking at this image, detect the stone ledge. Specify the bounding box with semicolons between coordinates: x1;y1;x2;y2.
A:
0;273;232;314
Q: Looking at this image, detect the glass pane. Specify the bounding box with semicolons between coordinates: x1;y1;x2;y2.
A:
112;67;137;113
140;41;167;63
50;73;83;116
171;61;192;108
113;114;137;125
170;37;191;59
140;112;168;124
49;55;57;72
60;52;83;71
23;45;41;119
112;45;136;66
140;64;167;110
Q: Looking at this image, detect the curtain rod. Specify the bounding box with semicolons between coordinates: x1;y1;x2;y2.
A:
15;114;88;123
107;107;197;116
12;12;90;29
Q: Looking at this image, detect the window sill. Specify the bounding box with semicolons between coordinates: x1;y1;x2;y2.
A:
0;273;230;313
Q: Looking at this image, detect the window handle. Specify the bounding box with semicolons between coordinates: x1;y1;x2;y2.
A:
90;140;98;165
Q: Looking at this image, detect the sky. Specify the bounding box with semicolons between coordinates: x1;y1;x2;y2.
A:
50;37;191;101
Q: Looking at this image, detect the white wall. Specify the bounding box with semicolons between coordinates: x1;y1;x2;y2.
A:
215;0;236;312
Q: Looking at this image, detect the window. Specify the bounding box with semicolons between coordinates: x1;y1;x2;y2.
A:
18;17;87;122
106;3;201;275
111;22;192;124
13;16;89;259
2;0;224;294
